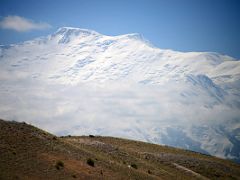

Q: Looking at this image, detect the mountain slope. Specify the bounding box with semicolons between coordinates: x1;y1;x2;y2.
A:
0;27;239;85
1;119;240;180
0;27;240;162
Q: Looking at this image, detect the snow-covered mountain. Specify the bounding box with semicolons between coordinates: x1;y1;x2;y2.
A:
0;27;240;162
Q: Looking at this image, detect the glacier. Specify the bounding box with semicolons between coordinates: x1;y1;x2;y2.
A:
0;27;240;162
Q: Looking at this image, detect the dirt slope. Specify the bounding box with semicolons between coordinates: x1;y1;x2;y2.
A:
0;119;240;180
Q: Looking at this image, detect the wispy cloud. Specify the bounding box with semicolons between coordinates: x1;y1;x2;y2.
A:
0;15;51;32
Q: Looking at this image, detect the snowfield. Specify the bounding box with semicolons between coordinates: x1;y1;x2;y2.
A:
0;27;240;162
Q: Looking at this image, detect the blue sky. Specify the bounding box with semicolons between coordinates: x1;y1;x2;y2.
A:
0;0;240;58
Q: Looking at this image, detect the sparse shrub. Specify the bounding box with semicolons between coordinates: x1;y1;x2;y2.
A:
87;158;94;167
55;160;64;170
72;174;77;178
131;163;137;169
89;135;95;138
52;136;57;140
147;170;151;174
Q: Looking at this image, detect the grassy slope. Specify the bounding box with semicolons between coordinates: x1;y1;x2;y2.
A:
0;119;240;180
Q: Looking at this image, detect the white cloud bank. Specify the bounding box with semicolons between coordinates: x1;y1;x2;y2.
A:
0;15;51;32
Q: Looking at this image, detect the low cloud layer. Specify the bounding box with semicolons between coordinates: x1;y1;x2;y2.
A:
0;16;51;32
0;80;239;136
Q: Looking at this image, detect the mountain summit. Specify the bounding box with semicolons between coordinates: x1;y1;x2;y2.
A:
0;27;239;163
52;27;101;44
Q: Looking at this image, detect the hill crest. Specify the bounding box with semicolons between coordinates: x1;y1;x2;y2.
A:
1;119;240;179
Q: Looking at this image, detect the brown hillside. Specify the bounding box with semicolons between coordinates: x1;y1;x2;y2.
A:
0;119;240;180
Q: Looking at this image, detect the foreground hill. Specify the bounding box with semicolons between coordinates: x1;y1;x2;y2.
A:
0;119;240;180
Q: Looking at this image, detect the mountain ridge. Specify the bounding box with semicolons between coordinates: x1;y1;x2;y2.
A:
0;27;239;163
